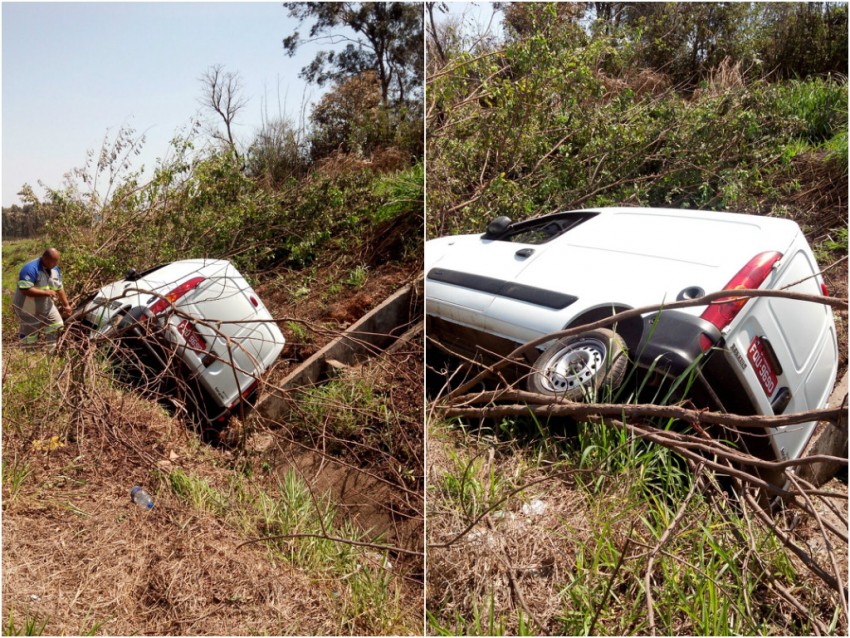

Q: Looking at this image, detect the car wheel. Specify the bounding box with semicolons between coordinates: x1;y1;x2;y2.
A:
527;328;628;399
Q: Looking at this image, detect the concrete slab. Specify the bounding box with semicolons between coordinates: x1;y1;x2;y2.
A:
799;371;848;486
257;279;422;423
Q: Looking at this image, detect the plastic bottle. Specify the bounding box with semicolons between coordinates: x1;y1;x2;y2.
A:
130;486;154;509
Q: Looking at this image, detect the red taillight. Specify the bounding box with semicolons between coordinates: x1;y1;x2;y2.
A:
700;252;782;332
149;277;205;315
249;295;259;308
229;380;259;410
821;283;829;296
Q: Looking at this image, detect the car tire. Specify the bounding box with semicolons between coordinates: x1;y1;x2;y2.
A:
527;328;628;400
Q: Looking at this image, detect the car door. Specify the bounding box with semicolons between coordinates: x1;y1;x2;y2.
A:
175;264;283;408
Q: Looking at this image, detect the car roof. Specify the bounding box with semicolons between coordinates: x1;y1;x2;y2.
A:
426;206;801;322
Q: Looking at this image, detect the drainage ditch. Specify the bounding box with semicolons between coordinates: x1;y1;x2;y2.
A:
250;280;424;559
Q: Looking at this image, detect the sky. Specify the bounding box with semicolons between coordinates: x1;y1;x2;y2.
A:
2;2;335;207
440;1;503;42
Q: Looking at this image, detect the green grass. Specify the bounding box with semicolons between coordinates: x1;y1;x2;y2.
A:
163;466;408;633
372;161;424;224
285;320;312;344
2;238;44;336
428;594;536;636
429;424;818;635
2;238;44;297
2;455;34;504
344;264;368;288
777;77;848;145
1;348;69;437
4;610;48;636
296;377;399;461
435;446;516;522
427;343;829;635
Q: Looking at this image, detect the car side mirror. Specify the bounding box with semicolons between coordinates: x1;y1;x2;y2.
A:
485;216;512;236
126;268;138;281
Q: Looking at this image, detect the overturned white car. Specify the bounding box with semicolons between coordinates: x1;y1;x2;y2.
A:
425;207;838;465
82;259;285;426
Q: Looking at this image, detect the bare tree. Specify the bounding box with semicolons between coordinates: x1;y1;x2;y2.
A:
199;64;247;161
426;2;448;67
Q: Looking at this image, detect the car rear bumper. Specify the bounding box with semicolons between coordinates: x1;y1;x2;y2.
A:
635;310;721;377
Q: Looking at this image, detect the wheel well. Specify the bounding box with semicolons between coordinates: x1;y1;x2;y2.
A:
565;305;643;353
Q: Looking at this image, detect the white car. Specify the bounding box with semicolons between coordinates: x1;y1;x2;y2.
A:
426;207;838;465
82;259;285;425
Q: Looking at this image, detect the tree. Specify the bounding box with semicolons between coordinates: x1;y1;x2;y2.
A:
2;185;57;238
426;2;448;67
282;2;423;106
246;117;307;187
308;71;386;159
755;2;848;79
199;64;247;161
606;3;753;88
501;2;585;40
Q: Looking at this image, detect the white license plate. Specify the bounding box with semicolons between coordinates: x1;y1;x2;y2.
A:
747;336;778;396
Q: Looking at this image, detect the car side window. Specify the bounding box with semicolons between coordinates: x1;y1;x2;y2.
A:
489;212;598;244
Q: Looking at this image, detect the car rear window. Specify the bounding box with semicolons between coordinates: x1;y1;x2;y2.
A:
485;211;598;244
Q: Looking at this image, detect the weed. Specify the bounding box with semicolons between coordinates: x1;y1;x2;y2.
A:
344;265;368;288
435;447;514;521
373;162;424;224
295;377;398;462
4;610;48;636
824;226;848;254
823;128;848;171
167;468;227;516
2;455;33;503
291;285;311;300
79;619;110;636
285;320;312;344
326;282;343;297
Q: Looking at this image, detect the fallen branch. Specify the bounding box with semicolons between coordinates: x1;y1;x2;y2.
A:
443;389;846;430
443;287;847;401
235;532;423;558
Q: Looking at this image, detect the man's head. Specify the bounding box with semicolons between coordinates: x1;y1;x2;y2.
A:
40;248;61;270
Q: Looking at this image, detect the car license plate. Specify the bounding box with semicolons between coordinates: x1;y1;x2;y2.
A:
747;336;777;397
177;319;207;353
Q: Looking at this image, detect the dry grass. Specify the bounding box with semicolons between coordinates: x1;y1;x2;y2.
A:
1;364;338;635
2;312;424;635
426;421;848;636
3;492;339;635
427;432;595;634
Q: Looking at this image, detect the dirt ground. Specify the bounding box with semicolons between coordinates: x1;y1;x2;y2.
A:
1;386;343;635
257;259;416;374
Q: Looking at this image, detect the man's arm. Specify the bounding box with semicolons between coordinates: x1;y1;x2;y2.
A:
19;286;57;299
57;288;72;315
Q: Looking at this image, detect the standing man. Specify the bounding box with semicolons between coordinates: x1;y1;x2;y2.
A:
13;248;73;346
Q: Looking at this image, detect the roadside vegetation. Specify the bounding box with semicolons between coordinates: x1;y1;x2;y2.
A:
3;3;423;635
426;2;847;635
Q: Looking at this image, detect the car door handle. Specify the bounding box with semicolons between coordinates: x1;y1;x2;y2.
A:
515;248;535;259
